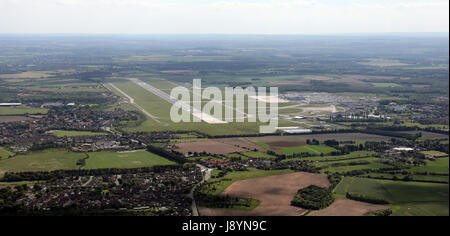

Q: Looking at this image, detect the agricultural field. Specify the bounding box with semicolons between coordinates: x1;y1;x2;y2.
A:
371;83;402;88
200;171;330;216
83;150;176;169
52;130;109;137
283;151;376;162
334;177;449;216
0;71;53;79
308;198;390;216
0;147;13;159
0;35;448;216
319;161;392;174
207;168;295;196
358;58;410;67
0;106;48;115
409;157;449;174
277;145;337;155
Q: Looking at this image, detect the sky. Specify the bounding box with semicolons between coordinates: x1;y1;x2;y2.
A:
0;0;448;34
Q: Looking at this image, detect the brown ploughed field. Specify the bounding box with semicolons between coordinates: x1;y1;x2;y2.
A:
200;172;330;216
308;198;390;216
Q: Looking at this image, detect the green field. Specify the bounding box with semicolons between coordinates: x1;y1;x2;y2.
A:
313;157;381;168
83;150;176;169
0;106;48;115
334;177;449;216
0;149;84;175
279;145;337;155
0;147;14;159
283;151;376;162
319;161;392;174
53;130;109;137
242;151;277;159
0;149;176;176
409;157;449;174
371;83;402;88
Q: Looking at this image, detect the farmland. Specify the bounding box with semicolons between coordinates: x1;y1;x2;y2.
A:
52;130;108;137
0;35;448;216
277;145;337;155
0;106;48;115
334;177;449;216
199;171;330;216
0;147;13;159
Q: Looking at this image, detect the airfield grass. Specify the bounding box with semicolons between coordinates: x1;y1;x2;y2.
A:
111;80;299;136
53;130;109;137
334;177;449;216
0;106;48;115
0;147;14;159
83;150;176;169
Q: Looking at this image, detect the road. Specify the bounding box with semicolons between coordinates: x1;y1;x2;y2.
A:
189;164;213;216
108;83;161;123
82;176;93;187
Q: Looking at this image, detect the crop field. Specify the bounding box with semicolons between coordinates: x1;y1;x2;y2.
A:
421;151;449;158
247;133;392;144
283;151;376;162
0;106;48;115
52;130;109;137
241;151;277;159
371;83;402;88
0;116;37;123
409;157;449;174
200;172;330;216
313;157;381;168
207;168;295;196
361;173;449;183
308;198;390;216
0;147;13;159
175;140;247;155
359;58;410;67
319;162;393;174
278;145;337;155
334;177;449;216
83;150;176;169
0;71;53;79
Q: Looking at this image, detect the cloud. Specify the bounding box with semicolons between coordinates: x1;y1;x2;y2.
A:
0;0;448;34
